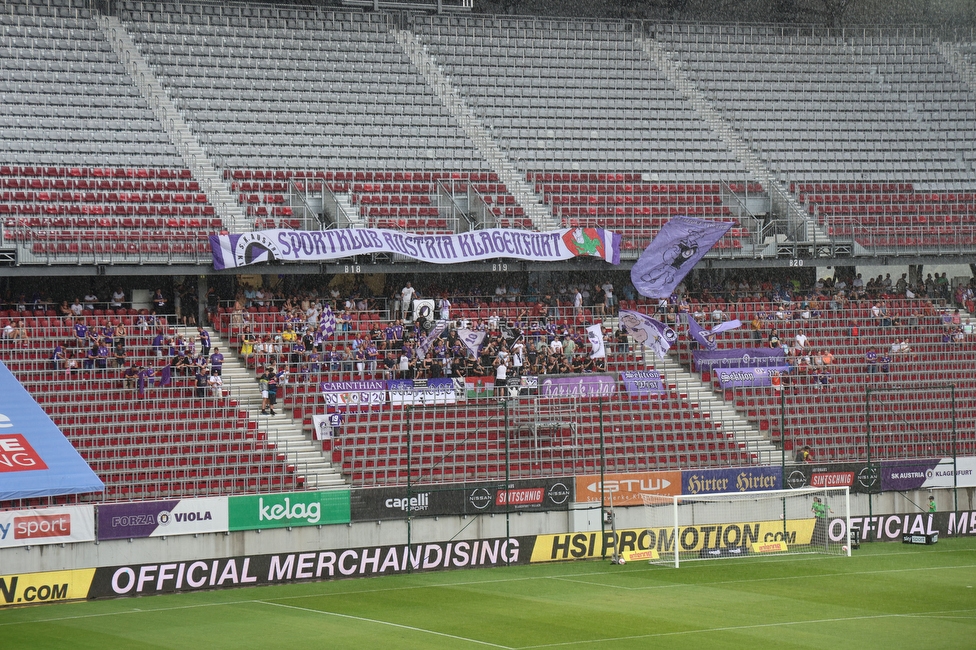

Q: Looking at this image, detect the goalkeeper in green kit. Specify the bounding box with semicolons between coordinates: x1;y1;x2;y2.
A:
811;497;831;548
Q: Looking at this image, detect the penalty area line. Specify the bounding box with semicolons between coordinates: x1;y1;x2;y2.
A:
516;611;971;649
257;600;514;649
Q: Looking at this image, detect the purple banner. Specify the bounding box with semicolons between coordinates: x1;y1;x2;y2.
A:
539;374;617;398
97;497;229;541
881;459;942;491
693;347;786;372
619;370;666;396
715;365;792;388
682;466;783;495
321;380;387;407
631;216;734;299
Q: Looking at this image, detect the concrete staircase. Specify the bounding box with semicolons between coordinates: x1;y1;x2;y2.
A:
393;28;559;232
96;15;248;232
176;325;346;490
637;37;850;258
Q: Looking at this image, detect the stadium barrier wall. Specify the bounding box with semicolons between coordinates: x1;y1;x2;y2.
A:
4;496;976;606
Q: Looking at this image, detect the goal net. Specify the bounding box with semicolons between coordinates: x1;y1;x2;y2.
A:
640;487;850;568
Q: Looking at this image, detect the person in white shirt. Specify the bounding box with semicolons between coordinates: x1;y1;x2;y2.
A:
573;288;583;316
208;370;223;397
494;358;508;397
70;298;84;316
110;288;125;309
83;292;98;310
400;283;416;316
439;297;451;322
602;282;614;314
794;331;808;352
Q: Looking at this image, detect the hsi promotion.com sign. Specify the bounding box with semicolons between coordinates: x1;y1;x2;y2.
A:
228;490;351;531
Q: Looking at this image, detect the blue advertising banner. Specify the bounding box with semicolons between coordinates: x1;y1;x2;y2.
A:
681;466;782;496
0;361;104;501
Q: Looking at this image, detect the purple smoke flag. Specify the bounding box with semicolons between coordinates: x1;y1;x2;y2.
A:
457;329;487;358
687;314;714;350
586;323;606;359
688;316;742;351
631;216;734;298
417;320;448;357
618;310;676;359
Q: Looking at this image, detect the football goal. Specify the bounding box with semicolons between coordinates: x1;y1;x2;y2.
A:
640;487;851;568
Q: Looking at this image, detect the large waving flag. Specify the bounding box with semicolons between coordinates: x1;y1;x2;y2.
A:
618;311;676;359
688;316;743;351
417;321;449;357
586;323;606;359
457;329;487;358
631;216;734;299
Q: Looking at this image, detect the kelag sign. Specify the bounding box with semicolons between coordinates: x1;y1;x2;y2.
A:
350;478;573;522
228;490;350;531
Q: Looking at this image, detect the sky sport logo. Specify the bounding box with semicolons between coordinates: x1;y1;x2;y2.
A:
14;513;71;540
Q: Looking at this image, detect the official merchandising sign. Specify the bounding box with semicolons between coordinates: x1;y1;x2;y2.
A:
227;490;351;531
784;462;881;494
539;374;617;398
96;497;229;541
829;510;976;544
0;361;104;501
350;478;573;521
880;457;976;491
574;471;682;507
388;378;456;406
715;365;791;389
210;227;622;270
619;370;666;396
0;505;95;549
692;347;786;373
86;536;530;599
682;466;782;495
320;380;387;407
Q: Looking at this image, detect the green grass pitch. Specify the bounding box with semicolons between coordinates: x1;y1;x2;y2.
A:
2;538;975;649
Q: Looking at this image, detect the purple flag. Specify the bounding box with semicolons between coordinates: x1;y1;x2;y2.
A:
457;329;487;358
417;321;448;357
687;315;714;350
631;216;734;299
618;310;676;359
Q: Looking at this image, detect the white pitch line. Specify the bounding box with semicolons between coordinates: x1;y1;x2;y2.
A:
257;600;514;649
516;611;972;649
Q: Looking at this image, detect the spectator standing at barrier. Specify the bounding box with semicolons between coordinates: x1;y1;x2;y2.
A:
401;282;416;319
494;356;508;398
198;328;211;357
208;370;223;398
209;347;224;376
865;348;878;374
602;281;615;316
123;363;139;389
70;298;84;317
110;287;125;310
152;288;168;313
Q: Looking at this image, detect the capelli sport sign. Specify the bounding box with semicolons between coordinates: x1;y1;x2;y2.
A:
228;490;350;531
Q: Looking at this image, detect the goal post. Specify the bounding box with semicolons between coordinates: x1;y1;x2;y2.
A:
640;487;851;568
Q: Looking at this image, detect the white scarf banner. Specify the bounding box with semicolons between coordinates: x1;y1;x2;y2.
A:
586;323;606;359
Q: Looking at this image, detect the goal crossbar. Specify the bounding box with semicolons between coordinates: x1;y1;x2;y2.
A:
640;487;851;568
